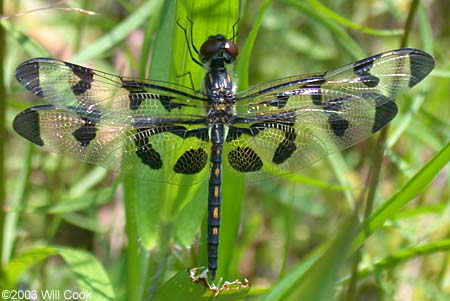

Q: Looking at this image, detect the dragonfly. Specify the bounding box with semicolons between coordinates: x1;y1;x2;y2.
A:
13;31;434;281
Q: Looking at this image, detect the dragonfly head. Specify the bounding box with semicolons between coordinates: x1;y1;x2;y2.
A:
199;35;238;65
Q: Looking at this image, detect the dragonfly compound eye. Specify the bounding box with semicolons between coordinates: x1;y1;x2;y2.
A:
199;35;238;64
223;40;238;63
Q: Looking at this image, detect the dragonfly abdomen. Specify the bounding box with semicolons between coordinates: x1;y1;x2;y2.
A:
207;124;225;280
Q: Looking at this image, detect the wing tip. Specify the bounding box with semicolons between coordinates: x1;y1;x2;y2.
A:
406;49;435;87
15;58;49;98
13;105;55;147
15;58;63;98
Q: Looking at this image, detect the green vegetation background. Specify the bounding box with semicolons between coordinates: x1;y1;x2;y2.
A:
1;0;449;300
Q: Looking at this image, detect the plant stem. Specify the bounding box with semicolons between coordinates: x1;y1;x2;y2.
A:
0;0;6;271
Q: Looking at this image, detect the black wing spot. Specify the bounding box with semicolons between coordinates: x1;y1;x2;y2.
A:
12;105;52;146
71;108;101;147
372;101;398;133
133;123;204;170
65;62;94;95
273;130;297;164
134;129;163;169
357;74;380;88
174;148;208;174
228;147;263;172
72;120;97;147
136;145;162;169
122;80;182;111
353;53;382;88
328;114;349;137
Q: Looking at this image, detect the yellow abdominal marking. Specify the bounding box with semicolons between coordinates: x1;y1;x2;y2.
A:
213;207;219;219
213;227;218;236
214;167;220;178
214;186;219;198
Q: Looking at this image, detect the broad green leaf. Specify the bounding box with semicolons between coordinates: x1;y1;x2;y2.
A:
58;247;115;301
352;141;450;251
3;246;115;301
153;271;205;301
3;247;58;287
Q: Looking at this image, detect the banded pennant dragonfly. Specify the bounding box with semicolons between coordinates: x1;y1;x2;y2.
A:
13;32;434;280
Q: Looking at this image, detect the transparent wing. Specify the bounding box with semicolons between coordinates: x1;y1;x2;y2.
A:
236;48;434;108
15;58;207;121
225;48;434;179
13;105;211;184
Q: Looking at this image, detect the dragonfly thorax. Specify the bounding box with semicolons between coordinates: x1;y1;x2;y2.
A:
204;63;235;124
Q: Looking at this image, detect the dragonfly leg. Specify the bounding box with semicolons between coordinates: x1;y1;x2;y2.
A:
176;18;203;67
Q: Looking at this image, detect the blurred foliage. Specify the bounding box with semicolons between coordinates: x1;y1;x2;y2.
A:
1;0;449;300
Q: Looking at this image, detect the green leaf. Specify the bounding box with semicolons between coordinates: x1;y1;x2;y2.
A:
57;247;115;301
153;271;206;301
3;246;115;301
3;247;58;287
352;141;450;252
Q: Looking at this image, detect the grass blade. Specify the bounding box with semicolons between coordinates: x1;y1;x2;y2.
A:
353;141;450;252
72;0;163;62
